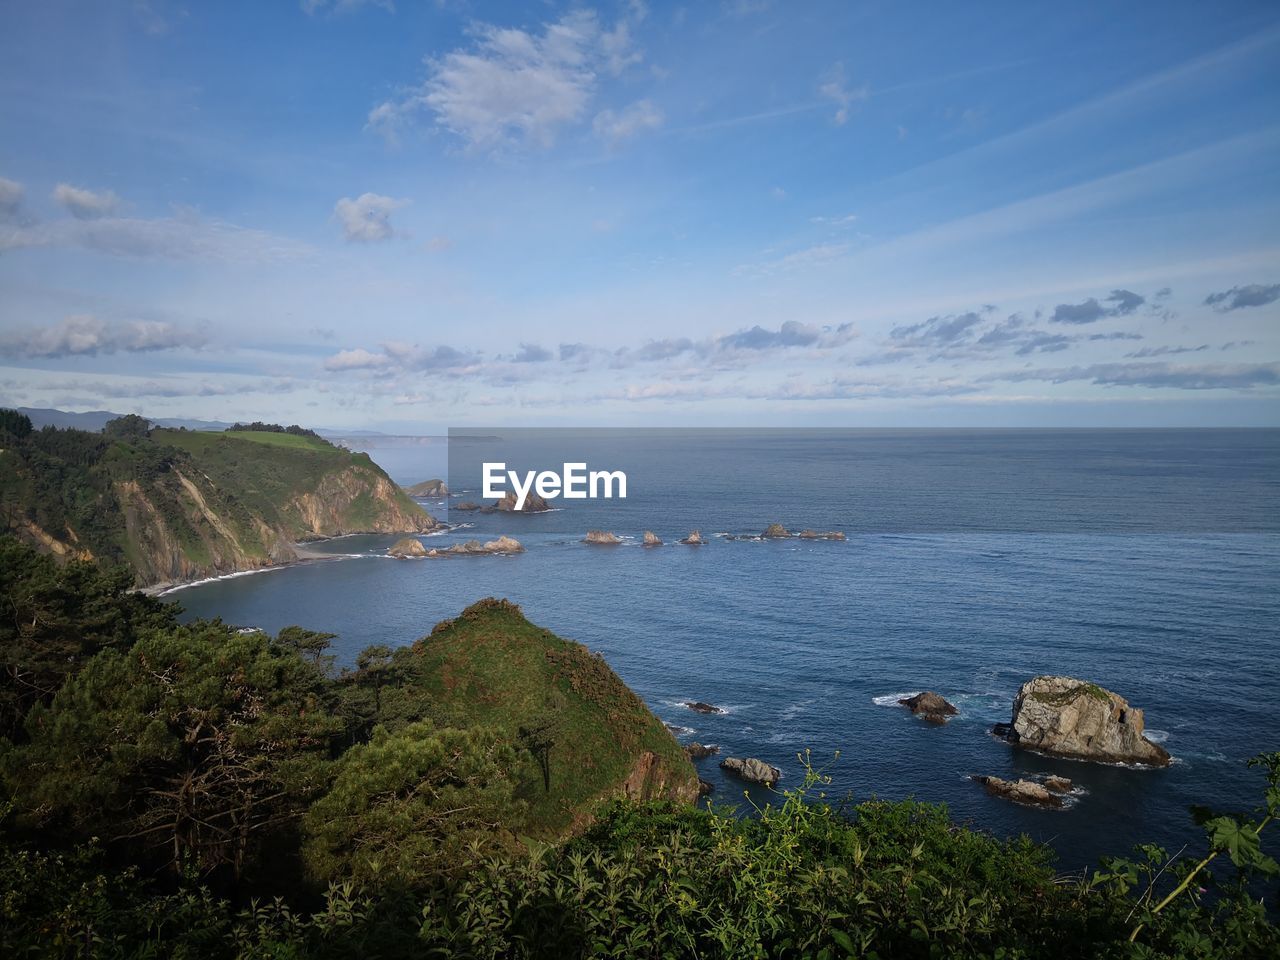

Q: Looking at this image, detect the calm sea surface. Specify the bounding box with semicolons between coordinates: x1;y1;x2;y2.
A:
173;430;1280;870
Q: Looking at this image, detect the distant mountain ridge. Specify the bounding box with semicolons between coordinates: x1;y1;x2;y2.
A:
16;407;389;437
0;412;439;587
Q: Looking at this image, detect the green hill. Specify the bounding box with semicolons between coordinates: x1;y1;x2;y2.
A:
371;598;699;835
0;411;440;587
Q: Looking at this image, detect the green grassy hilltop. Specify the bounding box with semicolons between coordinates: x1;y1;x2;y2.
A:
0;411;438;586
370;598;698;835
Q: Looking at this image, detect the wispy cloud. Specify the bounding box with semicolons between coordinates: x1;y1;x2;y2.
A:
593;99;663;146
0;315;207;359
818;62;868;126
0;176;26;221
988;361;1280;391
368;9;646;151
1203;282;1280;312
1051;288;1144;324
52;183;120;219
0;209;310;261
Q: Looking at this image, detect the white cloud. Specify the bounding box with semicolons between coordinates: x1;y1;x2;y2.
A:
323;347;392;371
0;176;23;221
819;62;868;126
302;0;393;14
593;99;663;145
0;315;207;359
333;193;408;242
369;9;645;151
52;183;120;219
0;210;311;261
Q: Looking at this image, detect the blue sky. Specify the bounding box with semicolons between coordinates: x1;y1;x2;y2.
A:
0;0;1277;430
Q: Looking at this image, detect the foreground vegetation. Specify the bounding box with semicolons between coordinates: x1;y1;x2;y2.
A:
1;537;1276;958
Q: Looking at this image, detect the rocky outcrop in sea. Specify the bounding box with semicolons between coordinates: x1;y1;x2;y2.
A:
583;530;622;545
684;701;725;714
972;775;1064;808
685;742;719;760
425;536;524;557
643;530;663;546
720;756;781;787
996;675;1171;766
898;691;958;724
680;530;704;545
387;537;429;558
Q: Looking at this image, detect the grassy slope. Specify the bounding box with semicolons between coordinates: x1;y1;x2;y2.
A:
383;599;696;836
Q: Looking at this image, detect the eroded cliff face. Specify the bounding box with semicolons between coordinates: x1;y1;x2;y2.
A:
113;477;298;587
24;458;439;588
287;470;437;537
619;750;701;805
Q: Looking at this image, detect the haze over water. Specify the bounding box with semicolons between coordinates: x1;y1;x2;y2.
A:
174;429;1280;870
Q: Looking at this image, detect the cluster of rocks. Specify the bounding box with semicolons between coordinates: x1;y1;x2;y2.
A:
726;523;846;541
452;491;553;514
889;676;1170;811
388;535;523;558
675;701;781;792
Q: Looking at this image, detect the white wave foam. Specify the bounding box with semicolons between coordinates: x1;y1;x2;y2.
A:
1144;729;1170;744
872;692;919;707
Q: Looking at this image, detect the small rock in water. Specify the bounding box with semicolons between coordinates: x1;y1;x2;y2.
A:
685;742;719;760
796;529;846;541
684;701;725;714
898;691;959;724
972;775;1063;808
698;778;715;796
680;530;704;545
642;530;663;546
1043;775;1074;793
583;529;622;545
720;757;781;787
761;523;791;538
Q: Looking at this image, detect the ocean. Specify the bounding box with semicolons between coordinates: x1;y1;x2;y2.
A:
171;429;1280;870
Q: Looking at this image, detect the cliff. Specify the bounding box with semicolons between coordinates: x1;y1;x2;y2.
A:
0;418;441;587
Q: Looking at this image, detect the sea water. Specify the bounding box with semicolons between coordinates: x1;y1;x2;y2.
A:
172;429;1280;870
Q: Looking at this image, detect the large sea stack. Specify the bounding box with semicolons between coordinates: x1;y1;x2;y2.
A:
1000;675;1170;766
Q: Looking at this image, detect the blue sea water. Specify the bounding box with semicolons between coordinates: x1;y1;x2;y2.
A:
172;429;1280;871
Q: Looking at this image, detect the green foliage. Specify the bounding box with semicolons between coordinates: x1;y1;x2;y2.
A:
228;421;325;442
0;408;33;439
4;620;341;880
302;722;523;887
0;537;177;739
102;414;152;441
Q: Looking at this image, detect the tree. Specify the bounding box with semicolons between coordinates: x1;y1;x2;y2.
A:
275;625;337;675
6;621;341;881
102;414;152;441
0;408;32;439
301;722;522;887
0;537;177;740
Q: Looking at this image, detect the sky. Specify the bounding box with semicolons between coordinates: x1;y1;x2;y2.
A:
0;0;1278;431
